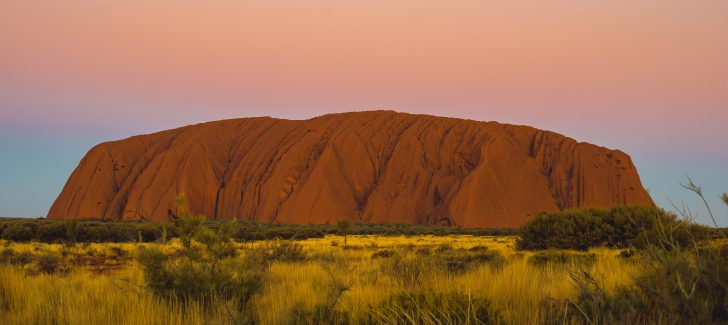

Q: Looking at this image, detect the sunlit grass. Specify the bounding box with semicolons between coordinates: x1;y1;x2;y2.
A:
0;235;638;324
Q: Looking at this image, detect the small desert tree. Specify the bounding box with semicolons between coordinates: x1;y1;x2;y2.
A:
137;193;265;320
64;219;78;246
337;219;351;247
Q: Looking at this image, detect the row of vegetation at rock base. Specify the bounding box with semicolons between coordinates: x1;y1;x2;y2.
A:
0;217;516;243
4;206;721;247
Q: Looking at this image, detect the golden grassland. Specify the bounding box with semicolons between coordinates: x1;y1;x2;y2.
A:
0;235;638;324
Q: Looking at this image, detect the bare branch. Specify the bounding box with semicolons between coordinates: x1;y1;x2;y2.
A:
680;176;718;228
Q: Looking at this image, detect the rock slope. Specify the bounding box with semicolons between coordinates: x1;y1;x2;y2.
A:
48;111;653;227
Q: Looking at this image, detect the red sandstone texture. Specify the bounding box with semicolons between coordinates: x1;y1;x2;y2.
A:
48;111;653;228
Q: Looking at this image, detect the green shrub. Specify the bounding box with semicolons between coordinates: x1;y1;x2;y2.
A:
246;240;306;266
35;223;66;243
436;250;506;274
36;253;63;274
64;220;79;244
2;223;34;242
139;245;264;308
517;206;710;251
137;194;265;317
77;224;110;242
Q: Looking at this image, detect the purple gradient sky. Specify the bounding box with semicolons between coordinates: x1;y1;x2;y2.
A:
1;1;726;225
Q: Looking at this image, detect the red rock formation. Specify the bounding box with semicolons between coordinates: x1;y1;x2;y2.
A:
48;111;653;228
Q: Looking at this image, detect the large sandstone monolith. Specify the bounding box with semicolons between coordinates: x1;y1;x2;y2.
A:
48;111;653;227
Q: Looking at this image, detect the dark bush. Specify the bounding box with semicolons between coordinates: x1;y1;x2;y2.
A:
10;251;33;267
435;244;453;253
371;249;395;259
437;250;506;274
78;224;110;242
2;223;34;242
517;206;710;251
136;223;162;242
108;246;128;258
468;245;489;252
246;240;306;266
0;248;15;263
36;253;63;274
415;247;431;256
618;249;635;259
35;223;66;243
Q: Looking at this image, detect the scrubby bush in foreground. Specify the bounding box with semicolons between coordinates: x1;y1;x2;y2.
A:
137;194;266;321
35;253;63;274
544;243;728;324
245;240;307;265
542;187;728;324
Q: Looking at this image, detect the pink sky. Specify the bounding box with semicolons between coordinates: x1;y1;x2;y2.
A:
0;1;727;222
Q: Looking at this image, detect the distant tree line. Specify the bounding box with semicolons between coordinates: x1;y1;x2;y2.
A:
0;217;515;243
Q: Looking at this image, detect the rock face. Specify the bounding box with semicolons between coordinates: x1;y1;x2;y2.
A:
48;111;653;228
